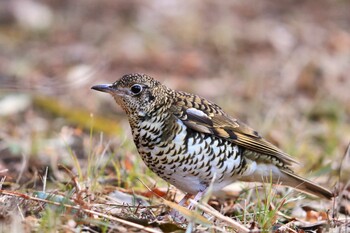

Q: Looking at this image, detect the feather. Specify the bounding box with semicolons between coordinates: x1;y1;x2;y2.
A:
172;94;299;167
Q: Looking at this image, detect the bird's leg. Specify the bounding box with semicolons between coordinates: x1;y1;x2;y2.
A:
169;189;207;222
178;193;193;206
187;189;206;210
169;193;192;220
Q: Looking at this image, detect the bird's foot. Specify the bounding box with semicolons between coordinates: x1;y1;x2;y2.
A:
168;190;206;223
169;209;187;223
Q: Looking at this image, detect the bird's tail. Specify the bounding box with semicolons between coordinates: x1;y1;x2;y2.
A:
278;170;334;200
239;163;333;199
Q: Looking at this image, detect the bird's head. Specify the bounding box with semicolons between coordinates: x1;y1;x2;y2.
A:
92;73;170;118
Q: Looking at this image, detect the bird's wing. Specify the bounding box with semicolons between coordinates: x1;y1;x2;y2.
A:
171;94;298;166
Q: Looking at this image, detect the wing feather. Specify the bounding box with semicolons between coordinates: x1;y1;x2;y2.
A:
171;95;299;167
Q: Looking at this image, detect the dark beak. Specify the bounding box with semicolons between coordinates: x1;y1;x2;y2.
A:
91;84;114;93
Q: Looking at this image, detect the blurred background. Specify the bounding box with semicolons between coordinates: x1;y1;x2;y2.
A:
1;0;350;190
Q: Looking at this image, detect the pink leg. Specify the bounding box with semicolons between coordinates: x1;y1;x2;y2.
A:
187;189;206;210
178;193;192;206
169;193;192;219
169;189;208;222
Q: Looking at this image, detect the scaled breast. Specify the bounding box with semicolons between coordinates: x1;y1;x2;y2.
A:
133;117;244;193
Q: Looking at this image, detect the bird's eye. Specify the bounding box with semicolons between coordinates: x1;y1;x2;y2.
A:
130;84;143;95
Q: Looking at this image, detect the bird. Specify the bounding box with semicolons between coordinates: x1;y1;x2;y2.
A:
91;73;333;205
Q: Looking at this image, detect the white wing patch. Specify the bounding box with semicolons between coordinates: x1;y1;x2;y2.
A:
187;108;208;118
186;108;213;126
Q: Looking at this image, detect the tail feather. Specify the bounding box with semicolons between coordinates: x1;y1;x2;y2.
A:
239;162;334;199
279;170;334;200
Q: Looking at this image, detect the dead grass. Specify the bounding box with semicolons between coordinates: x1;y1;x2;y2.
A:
0;139;349;232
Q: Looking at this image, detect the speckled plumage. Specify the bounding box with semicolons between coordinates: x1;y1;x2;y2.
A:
92;73;333;200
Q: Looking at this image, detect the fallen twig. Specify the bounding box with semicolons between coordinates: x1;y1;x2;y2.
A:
0;189;162;233
190;200;253;233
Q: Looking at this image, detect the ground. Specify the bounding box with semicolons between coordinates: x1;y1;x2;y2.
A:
0;0;350;232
